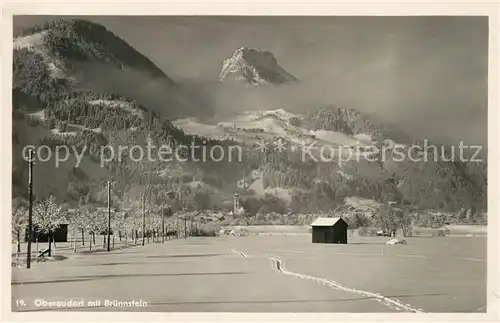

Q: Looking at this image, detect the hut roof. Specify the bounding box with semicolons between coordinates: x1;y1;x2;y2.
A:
310;217;345;227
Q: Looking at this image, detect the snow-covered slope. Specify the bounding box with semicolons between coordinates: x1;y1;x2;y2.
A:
173;118;226;139
13;19;178;114
173;108;378;161
14;31;72;82
89;99;146;118
344;196;383;212
13;118;110;201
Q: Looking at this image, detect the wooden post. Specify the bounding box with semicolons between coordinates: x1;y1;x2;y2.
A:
142;191;145;246
176;214;179;239
161;208;165;244
107;180;111;252
27;149;34;269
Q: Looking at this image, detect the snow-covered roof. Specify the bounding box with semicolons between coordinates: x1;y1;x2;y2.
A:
310;217;344;227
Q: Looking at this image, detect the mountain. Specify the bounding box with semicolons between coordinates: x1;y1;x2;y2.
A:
13;19;174;92
11;19;234;206
219;47;297;86
11;19;487;221
12;19;202;120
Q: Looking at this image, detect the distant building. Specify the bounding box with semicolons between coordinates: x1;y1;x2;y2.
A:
311;217;348;244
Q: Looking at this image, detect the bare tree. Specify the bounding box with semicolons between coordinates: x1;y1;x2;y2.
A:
395;208;413;237
83;207;105;251
131;209;142;244
112;211;126;246
123;211;135;246
12;204;28;254
149;206;163;242
374;204;398;237
96;210;108;248
152;190;174;243
68;207;87;248
33;195;64;257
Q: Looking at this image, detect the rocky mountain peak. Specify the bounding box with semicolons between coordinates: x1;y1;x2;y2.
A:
219;47;297;86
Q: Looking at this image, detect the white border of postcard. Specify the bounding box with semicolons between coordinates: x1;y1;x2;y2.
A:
1;1;499;322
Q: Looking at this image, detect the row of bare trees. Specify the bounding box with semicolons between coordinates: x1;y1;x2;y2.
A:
12;156;213;258
11;193;188;257
66;204;178;251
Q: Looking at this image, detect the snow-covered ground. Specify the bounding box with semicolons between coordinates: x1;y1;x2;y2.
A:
14;31;70;81
13;31;47;50
353;133;373;143
258;109;302;121
343;196;383;212
337;170;354;180
27;110;46;120
173;109;381;161
173;118;226;139
11;236;486;312
308;129;361;147
50;128;78;136
263;187;296;202
26;110;102;135
89;100;145;118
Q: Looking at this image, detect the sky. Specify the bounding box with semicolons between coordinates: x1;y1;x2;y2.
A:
14;16;488;146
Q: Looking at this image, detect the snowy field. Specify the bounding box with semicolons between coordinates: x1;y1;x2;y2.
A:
11;235;486;313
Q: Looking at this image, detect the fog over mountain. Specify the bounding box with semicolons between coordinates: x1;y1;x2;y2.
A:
14;16;488;147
